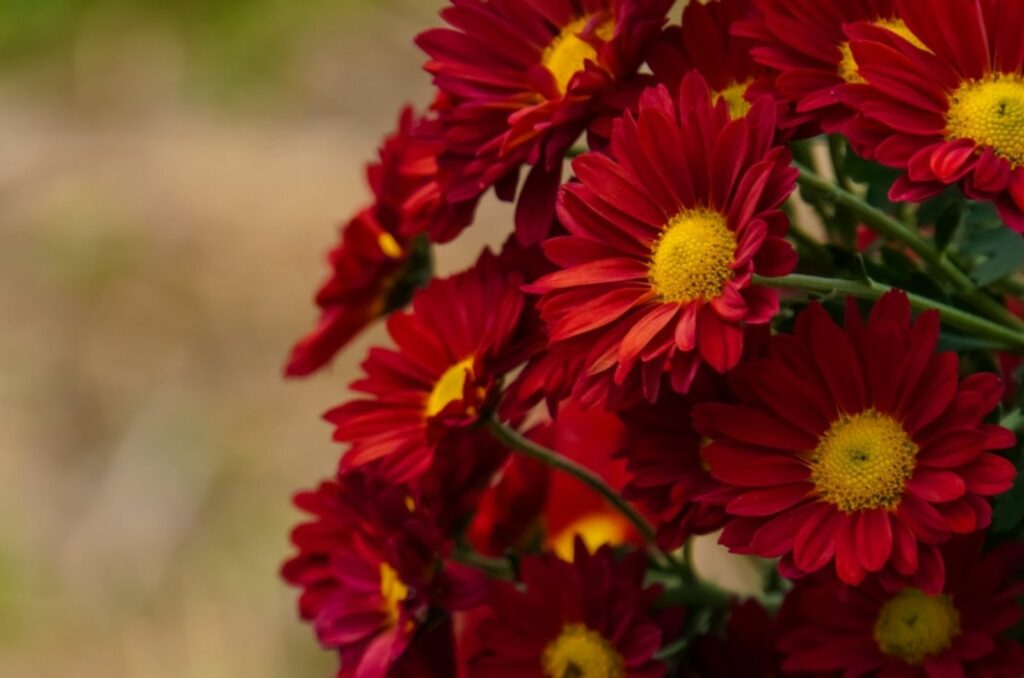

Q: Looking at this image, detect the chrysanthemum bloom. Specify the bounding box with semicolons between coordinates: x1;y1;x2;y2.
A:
326;250;531;482
734;0;926;134
417;0;672;243
618;378;730;550
695;291;1017;591
647;0;781;122
779;536;1024;677
285;108;473;377
282;472;487;677
843;0;1024;232
470;540;671;677
530;75;797;405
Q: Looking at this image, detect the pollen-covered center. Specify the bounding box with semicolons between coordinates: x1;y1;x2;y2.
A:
550;513;630;561
947;73;1024;167
378;232;403;259
542;16;615;95
810;409;918;513
838;19;926;84
379;562;409;628
714;79;753;118
874;589;960;665
649;208;736;304
426;356;474;418
542;623;625;678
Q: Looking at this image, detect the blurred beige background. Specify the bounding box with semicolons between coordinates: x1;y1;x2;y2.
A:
0;1;507;675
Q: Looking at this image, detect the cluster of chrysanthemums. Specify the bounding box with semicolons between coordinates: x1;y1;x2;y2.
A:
282;0;1024;675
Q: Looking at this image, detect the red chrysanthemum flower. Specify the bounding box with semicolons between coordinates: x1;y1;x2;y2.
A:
843;0;1024;232
530;75;797;406
618;375;732;550
734;0;926;134
647;0;782;123
282;471;487;677
695;291;1017;591
466;401;641;559
326;249;531;482
417;0;672;243
470;540;672;677
285;107;475;377
780;535;1024;677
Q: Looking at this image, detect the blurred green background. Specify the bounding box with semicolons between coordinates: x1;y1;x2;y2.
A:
0;1;505;675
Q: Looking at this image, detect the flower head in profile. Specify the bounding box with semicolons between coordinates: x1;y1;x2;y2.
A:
530;74;796;406
417;0;672;243
618;377;731;550
470;540;673;677
734;0;924;134
326;249;531;482
285;108;473;377
844;0;1024;232
696;291;1016;591
282;470;486;677
780;536;1024;677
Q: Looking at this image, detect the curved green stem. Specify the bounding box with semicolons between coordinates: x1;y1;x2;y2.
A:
795;164;1024;332
452;545;515;580
755;273;1024;350
483;416;683;572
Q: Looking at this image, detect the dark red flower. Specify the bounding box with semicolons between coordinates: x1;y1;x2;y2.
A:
695;291;1017;592
780;536;1024;677
417;0;672;244
285;107;475;377
734;0;925;134
618;376;731;551
647;0;784;123
326;249;531;482
843;0;1024;232
692;599;787;678
470;540;671;677
530;75;797;407
282;471;487;677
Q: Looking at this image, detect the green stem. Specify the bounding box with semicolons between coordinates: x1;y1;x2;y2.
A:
483;416;681;571
795;164;1024;332
452;546;515;580
755;273;1024;350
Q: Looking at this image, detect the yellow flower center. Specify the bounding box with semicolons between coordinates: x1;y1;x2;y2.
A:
542;16;616;96
378;232;403;259
550;513;630;561
810;409;918;513
542;623;625;678
838;19;926;85
714;79;753;118
425;357;475;418
649;208;736;304
874;589;961;665
947;72;1024;168
379;563;409;628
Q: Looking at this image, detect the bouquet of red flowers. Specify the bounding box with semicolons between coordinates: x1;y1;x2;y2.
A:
282;1;1024;675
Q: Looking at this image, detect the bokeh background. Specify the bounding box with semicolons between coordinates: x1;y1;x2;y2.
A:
0;1;755;676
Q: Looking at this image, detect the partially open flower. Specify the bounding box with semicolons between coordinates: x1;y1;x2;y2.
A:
695;291;1016;591
531;75;796;406
285;108;473;377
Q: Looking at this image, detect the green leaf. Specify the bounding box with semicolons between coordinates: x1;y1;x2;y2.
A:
960;227;1024;287
933;201;964;252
